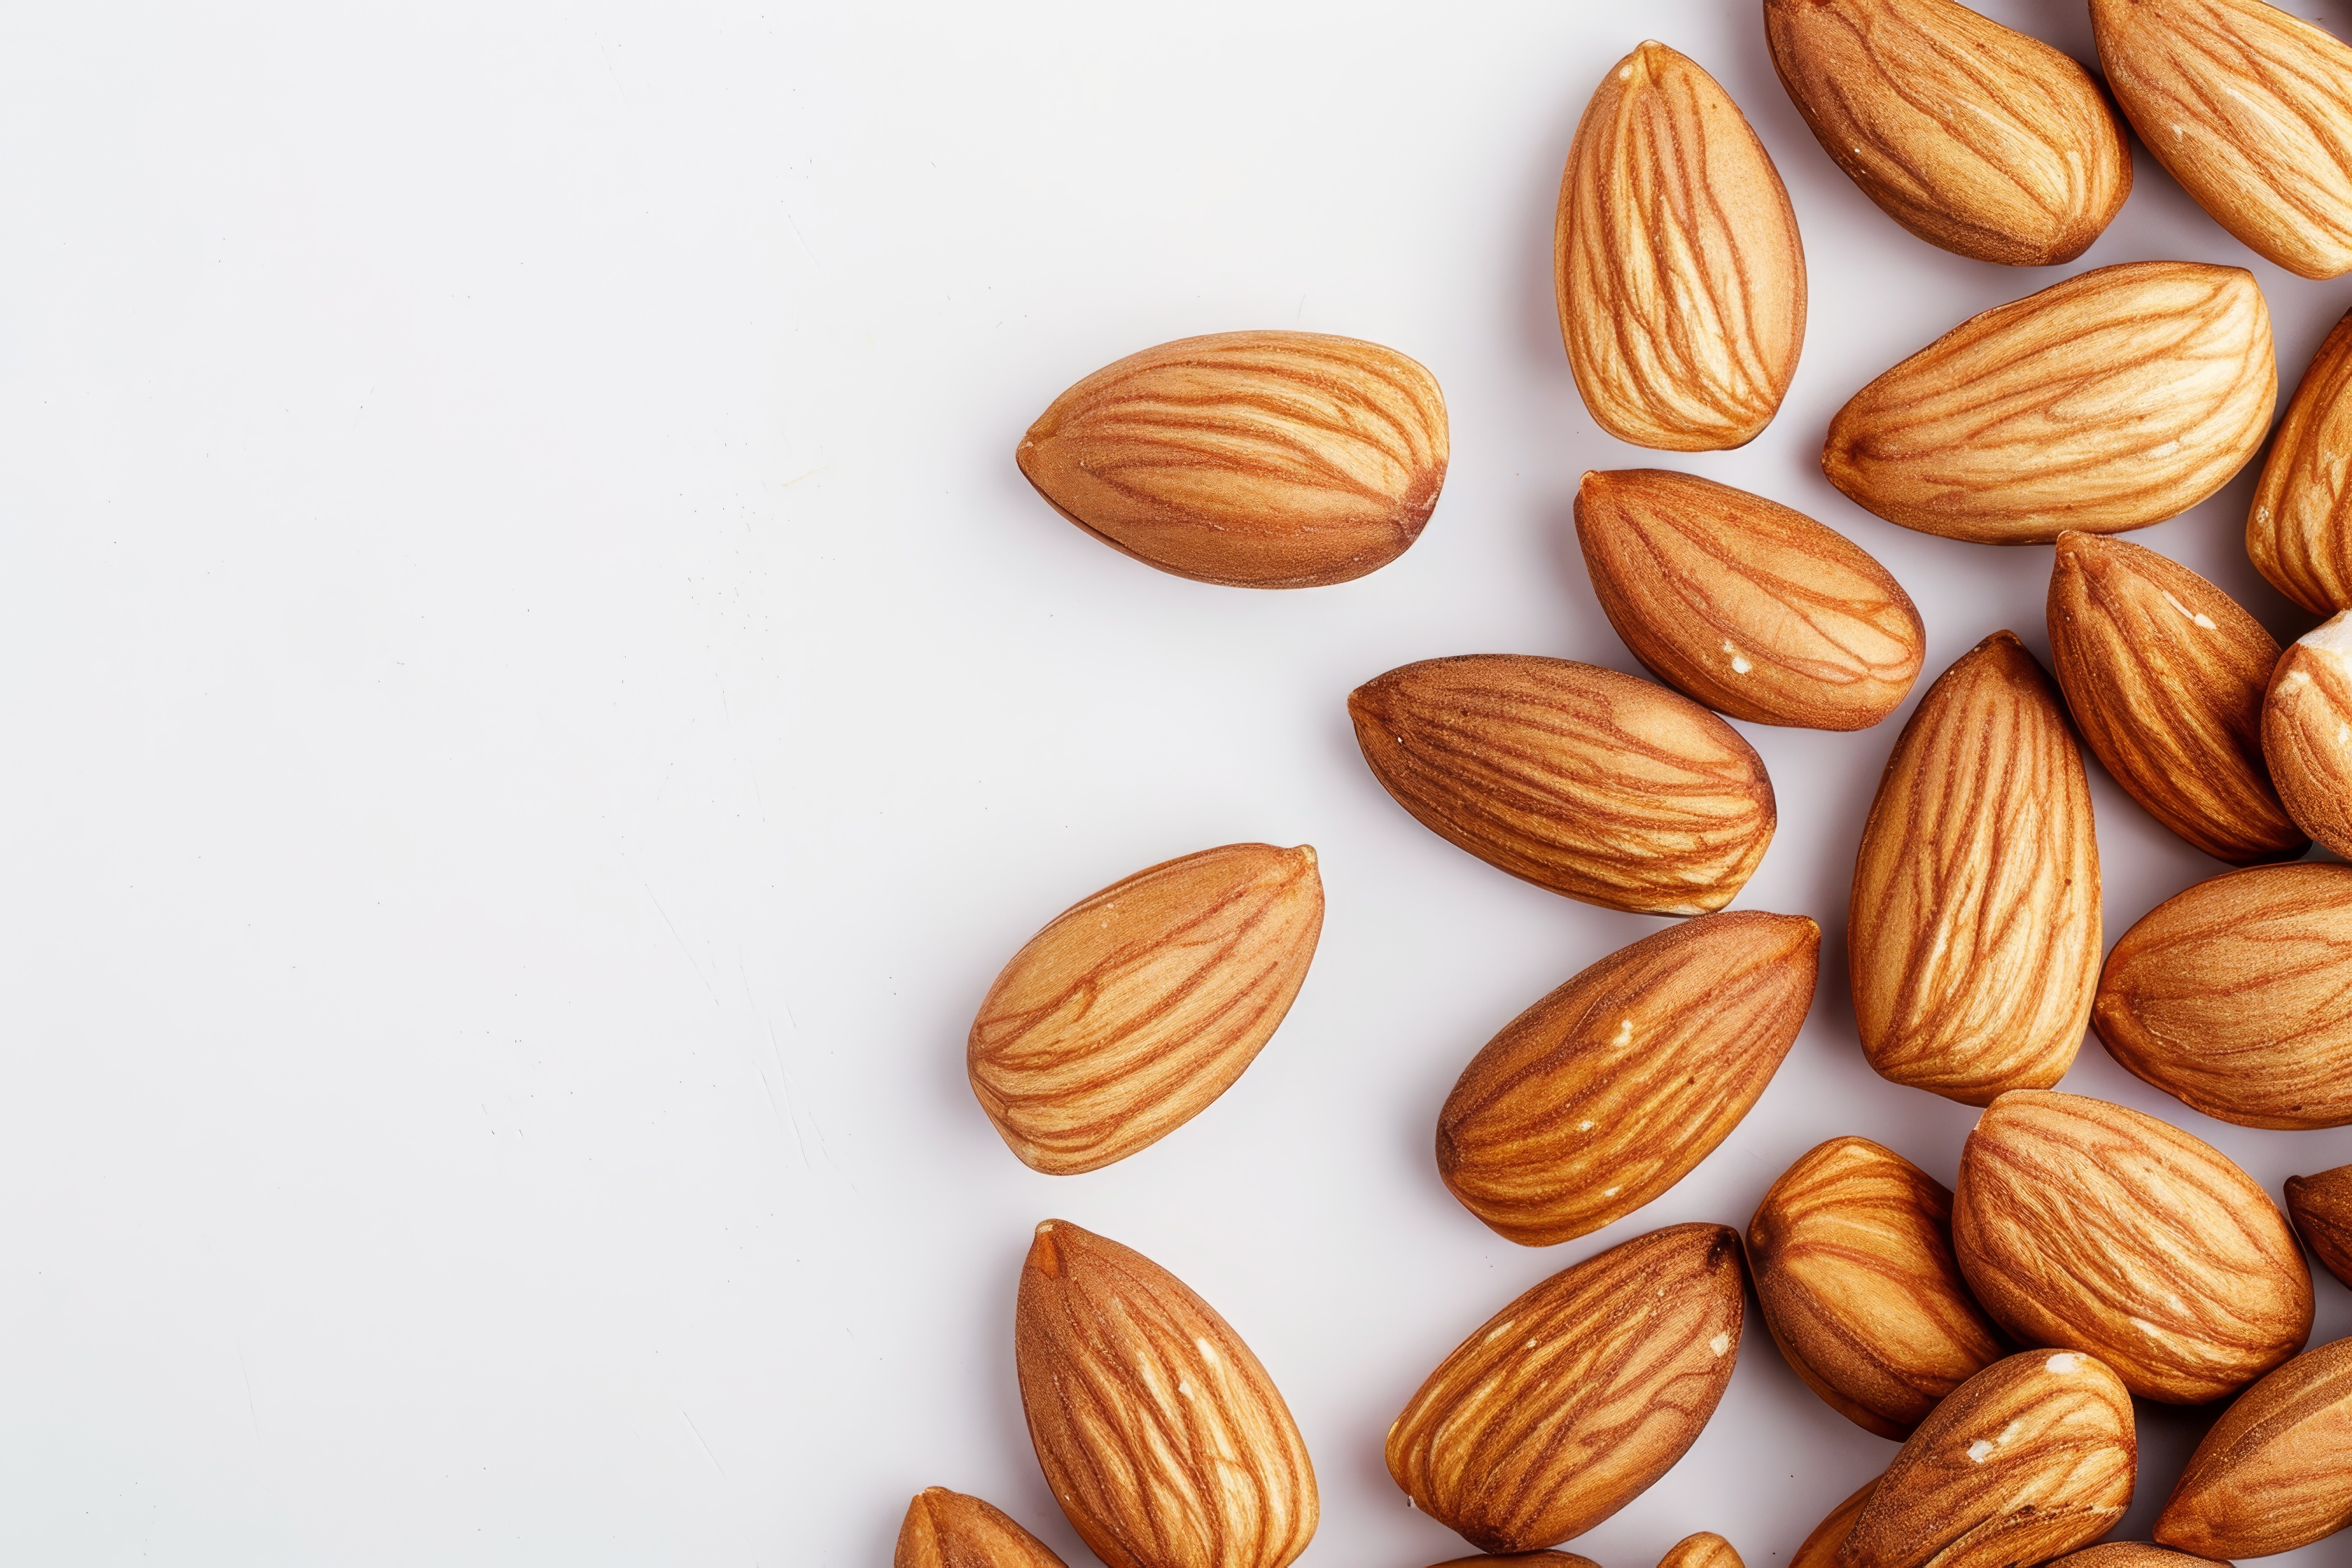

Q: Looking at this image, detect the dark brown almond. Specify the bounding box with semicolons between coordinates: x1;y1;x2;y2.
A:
895;1488;1070;1568
1660;1534;1743;1568
2157;1336;2352;1558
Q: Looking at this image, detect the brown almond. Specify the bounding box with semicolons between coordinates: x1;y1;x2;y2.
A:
2263;611;2352;857
2287;1165;2352;1291
1824;262;2276;545
2047;531;2302;864
1426;1557;1601;1568
1848;633;2100;1105
896;1488;1070;1568
1749;1137;2008;1438
2250;309;2352;612
1387;1224;1744;1553
1795;1481;1878;1568
1952;1091;2312;1403
2157;1336;2352;1558
1016;330;1447;588
2050;1548;2234;1568
1661;1534;1744;1568
1555;41;1806;451
1015;1221;1315;1568
1438;911;1819;1247
1764;0;2132;265
1575;469;1924;730
2093;863;2352;1130
1348;654;1775;916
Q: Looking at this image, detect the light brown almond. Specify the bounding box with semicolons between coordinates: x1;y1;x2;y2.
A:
896;1488;1070;1568
2288;1165;2352;1292
2157;1336;2352;1558
2250;309;2352;612
2263;611;2352;857
2050;1548;2234;1568
1795;1481;1879;1568
1661;1534;1744;1568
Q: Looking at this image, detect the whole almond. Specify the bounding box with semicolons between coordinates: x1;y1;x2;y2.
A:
1575;469;1924;730
1016;330;1447;588
1348;655;1775;916
2091;0;2352;280
1438;911;1820;1247
1749;1138;2007;1438
1763;0;2131;265
1661;1535;1743;1568
896;1488;1070;1568
1427;1558;1601;1568
2287;1165;2352;1289
2047;531;2302;864
1015;1221;1315;1568
1849;634;2099;1105
2157;1336;2352;1558
2263;611;2352;857
1952;1090;2313;1403
1795;1481;1877;1568
1555;41;1805;451
968;844;1322;1174
1840;1350;2135;1568
2250;309;2352;612
1824;262;2276;545
2093;863;2352;1130
2051;1549;2234;1568
1387;1224;1744;1553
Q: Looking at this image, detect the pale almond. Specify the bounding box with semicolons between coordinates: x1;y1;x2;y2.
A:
2263;611;2352;858
2250;309;2352;612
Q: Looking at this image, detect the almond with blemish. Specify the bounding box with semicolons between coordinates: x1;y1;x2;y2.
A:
2263;610;2352;858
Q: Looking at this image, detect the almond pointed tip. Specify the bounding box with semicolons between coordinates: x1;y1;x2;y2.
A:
1027;1220;1065;1278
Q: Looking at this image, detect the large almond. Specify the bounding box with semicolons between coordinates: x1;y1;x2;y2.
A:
1749;1137;2007;1438
2288;1164;2352;1291
1824;262;2276;544
1849;633;2099;1105
1016;330;1447;588
2263;611;2352;858
1952;1090;2312;1403
2250;309;2352;612
1795;1481;1877;1568
1575;469;1924;730
2047;531;2302;864
1348;654;1775;916
1386;1224;1744;1553
2156;1336;2352;1558
1763;0;2131;265
968;844;1322;1174
1015;1220;1316;1568
2093;863;2352;1130
896;1488;1069;1568
1555;41;1805;451
1438;911;1819;1247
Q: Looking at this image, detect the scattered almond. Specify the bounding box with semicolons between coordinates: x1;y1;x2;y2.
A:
1425;1557;1600;1568
2156;1335;2352;1558
2249;308;2352;612
1795;1480;1877;1568
2288;1165;2352;1291
2263;611;2352;858
2050;1548;2234;1568
1660;1534;1744;1568
896;1488;1069;1568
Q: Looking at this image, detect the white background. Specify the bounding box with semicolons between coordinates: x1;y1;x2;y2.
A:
4;1;2351;1564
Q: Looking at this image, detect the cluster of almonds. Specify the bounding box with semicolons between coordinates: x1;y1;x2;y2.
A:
899;2;2352;1567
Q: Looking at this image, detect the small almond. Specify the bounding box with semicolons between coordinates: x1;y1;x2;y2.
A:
895;1488;1069;1568
1794;1480;1878;1568
2288;1165;2352;1292
1660;1534;1744;1568
2156;1336;2352;1558
2249;308;2352;612
2262;611;2352;858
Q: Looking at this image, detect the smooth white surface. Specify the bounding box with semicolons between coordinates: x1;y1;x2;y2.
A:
5;3;2351;1563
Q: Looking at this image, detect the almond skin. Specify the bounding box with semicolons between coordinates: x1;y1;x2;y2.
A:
1386;1224;1744;1553
2091;0;2352;280
1848;633;2100;1106
968;844;1322;1174
1426;1557;1601;1568
2157;1336;2352;1558
1749;1138;2008;1439
2093;863;2352;1130
2287;1165;2352;1291
1438;911;1819;1247
2047;531;2302;865
1763;0;2132;265
1660;1534;1744;1568
1015;1221;1316;1568
1574;469;1924;730
1952;1090;2313;1404
1824;262;2276;545
2263;611;2352;857
1795;1482;1878;1568
1840;1350;2135;1568
1016;330;1447;588
1555;41;1805;451
2051;1549;2236;1568
895;1489;1069;1568
2250;309;2352;612
1348;654;1776;916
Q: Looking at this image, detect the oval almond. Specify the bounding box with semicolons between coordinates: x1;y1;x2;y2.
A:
2250;309;2352;612
2263;611;2352;858
2157;1336;2352;1559
1660;1534;1742;1568
896;1488;1069;1568
2288;1164;2352;1292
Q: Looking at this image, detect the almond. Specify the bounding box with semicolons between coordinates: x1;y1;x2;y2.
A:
896;1488;1069;1568
1749;1138;2008;1439
1952;1090;2312;1404
1555;41;1805;451
2050;1549;2234;1568
1795;1481;1878;1568
1016;330;1447;588
2047;531;2302;864
2093;863;2352;1130
1574;469;1924;730
1348;655;1775;915
2157;1335;2352;1558
1015;1220;1316;1568
1763;0;2132;265
1386;1224;1744;1553
1426;1557;1601;1568
967;844;1322;1174
1848;634;2099;1105
1438;911;1819;1247
2287;1165;2352;1291
2249;308;2352;612
2263;612;2352;858
2091;0;2352;280
1660;1533;1744;1568
1840;1350;2135;1568
1823;262;2276;545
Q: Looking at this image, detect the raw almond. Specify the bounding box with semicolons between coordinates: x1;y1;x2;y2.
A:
2263;611;2352;858
1763;0;2131;265
2287;1165;2352;1290
1840;1350;2135;1568
1749;1137;2007;1439
896;1488;1069;1568
2047;531;2302;864
2091;0;2352;280
2093;862;2352;1130
1555;41;1805;451
1795;1481;1877;1568
1015;1220;1315;1568
1427;1558;1600;1568
2250;309;2352;612
1574;469;1924;730
1848;633;2099;1105
1952;1090;2312;1403
1348;654;1775;915
2155;1336;2352;1558
1438;911;1819;1247
1387;1224;1744;1553
1823;262;2276;544
2050;1549;2232;1568
1016;330;1447;588
1660;1534;1743;1568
